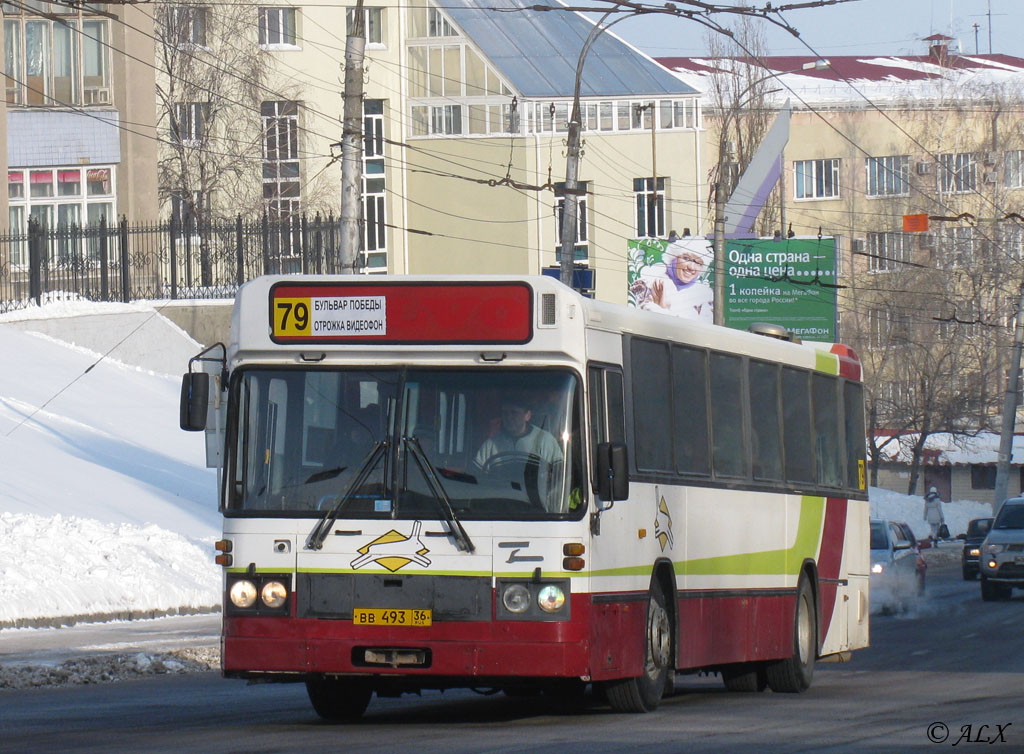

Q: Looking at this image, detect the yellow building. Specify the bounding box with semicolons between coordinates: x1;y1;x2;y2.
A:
155;0;703;303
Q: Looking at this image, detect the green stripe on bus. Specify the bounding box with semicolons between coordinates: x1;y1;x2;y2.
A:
589;496;826;579
815;350;839;374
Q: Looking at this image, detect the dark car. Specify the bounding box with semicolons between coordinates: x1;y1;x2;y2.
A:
959;517;994;580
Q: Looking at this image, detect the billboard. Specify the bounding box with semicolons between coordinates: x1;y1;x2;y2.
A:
627;237;715;323
721;237;837;341
627;236;837;341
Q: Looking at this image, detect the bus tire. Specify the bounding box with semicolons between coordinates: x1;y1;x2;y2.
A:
305;676;372;722
604;580;672;713
765;576;816;693
721;663;767;692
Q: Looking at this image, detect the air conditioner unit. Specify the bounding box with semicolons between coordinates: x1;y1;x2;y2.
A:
851;238;865;253
984;170;998;184
917;161;933;175
985;151;999;165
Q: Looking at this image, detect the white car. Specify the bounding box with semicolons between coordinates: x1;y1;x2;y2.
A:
870;518;925;596
979;497;1024;601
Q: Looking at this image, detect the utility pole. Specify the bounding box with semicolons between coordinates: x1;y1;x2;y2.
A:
340;0;365;273
559;103;582;286
993;283;1024;513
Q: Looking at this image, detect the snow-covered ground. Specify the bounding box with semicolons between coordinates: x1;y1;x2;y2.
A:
0;300;1000;630
0;302;220;628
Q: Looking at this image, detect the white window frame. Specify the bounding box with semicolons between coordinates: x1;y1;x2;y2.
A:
259;7;298;49
865;155;909;197
634;177;665;239
171;101;208;145
361;99;386;273
939;152;977;193
347;6;383;47
865;231;911;272
794;158;840;200
1005;150;1024;189
168;5;209;49
261;100;301;220
554;181;589;264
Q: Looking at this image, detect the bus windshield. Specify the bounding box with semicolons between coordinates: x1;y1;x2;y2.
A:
225;367;584;521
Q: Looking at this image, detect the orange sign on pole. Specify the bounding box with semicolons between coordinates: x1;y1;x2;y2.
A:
903;213;930;233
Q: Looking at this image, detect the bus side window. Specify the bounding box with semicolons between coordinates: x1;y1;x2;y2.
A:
605;371;625;444
812;374;842;487
672;345;709;476
844;381;866;490
630;339;672;472
749;360;783;482
709;352;745;478
589;366;625;492
781;367;814;485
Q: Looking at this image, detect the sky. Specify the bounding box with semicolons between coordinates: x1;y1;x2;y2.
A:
608;0;1024;61
0;301;996;627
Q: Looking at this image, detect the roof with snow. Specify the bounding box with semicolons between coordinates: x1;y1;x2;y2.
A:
443;0;697;99
656;52;1024;107
874;432;1024;466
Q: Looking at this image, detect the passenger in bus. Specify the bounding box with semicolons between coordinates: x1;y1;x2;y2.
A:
473;395;563;471
631;239;714;322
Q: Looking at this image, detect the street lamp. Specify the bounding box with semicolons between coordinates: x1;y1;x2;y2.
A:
712;59;830;325
558;10;632;287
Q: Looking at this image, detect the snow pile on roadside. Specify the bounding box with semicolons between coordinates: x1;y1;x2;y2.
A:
868;487;993;540
0;646;218;689
0;513;219;628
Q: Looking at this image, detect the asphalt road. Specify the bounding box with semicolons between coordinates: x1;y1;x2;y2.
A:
1;550;1021;753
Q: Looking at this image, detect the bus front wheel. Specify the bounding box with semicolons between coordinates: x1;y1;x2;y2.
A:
305;676;372;722
765;576;816;693
604;580;673;713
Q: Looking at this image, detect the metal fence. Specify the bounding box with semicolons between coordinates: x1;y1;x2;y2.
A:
0;214;351;314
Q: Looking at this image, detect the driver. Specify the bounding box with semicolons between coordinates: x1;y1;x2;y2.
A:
474;395;563;470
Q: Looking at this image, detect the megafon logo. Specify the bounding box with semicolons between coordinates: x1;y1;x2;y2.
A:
350;520;431;572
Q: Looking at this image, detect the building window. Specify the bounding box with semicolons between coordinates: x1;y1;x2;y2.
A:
346;6;383;45
171;102;209;144
794;158;840;199
866;232;911;272
428;7;456;37
865;155;909;197
259;7;297;47
429;104;462;135
940;226;974;267
168;6;209;48
939;152;977;193
554;181;589;264
1005;150;1024;189
261;100;300;221
360;99;386;272
3;11;110;106
634;177;665;239
7;166;115;265
971;465;996;490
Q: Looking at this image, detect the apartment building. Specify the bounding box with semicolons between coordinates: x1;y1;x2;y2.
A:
2;0;158;235
155;0;703;302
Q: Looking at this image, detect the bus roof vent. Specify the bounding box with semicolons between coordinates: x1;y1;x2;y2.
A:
748;322;801;344
539;293;557;327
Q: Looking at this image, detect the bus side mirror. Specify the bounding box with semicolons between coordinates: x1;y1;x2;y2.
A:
596;442;629;504
180;372;210;431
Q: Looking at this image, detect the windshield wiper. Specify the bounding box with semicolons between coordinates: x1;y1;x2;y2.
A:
306;441;387;550
405;435;475;553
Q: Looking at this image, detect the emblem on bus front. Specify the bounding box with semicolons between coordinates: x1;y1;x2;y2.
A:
350;520;431;572
655;497;674;551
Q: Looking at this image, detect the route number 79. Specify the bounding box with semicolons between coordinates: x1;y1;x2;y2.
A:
274;298;311;336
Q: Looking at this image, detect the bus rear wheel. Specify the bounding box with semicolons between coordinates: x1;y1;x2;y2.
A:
604;580;673;713
305;676;372;722
765;577;816;693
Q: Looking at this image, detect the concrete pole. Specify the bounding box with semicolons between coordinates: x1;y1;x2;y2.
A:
712;122;729;326
993;282;1024;512
340;0;365;273
559;104;581;286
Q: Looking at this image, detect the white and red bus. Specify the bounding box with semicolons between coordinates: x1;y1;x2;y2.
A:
181;274;869;719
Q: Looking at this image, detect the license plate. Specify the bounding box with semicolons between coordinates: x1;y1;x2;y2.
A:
353;608;432;626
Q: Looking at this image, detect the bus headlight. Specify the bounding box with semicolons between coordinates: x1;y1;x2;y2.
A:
871;563;884;574
229;579;257;608
502;584;531;613
260;580;288;609
537;585;566;612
